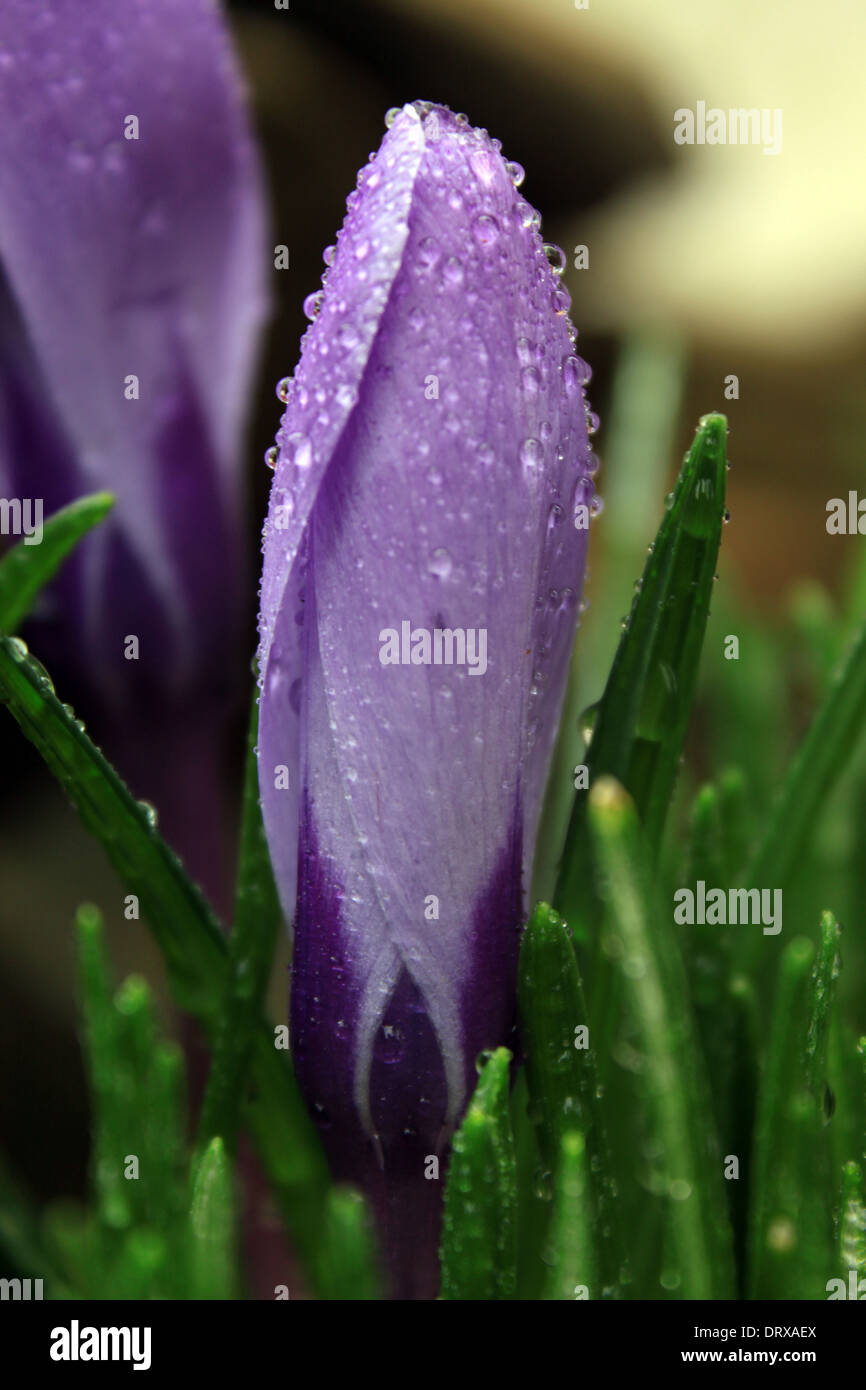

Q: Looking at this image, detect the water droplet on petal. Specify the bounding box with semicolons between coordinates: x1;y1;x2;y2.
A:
427;547;453;579
519;437;543;476
303;290;323;321
264;445;279;470
562;355;582;396
276;376;292;403
322;244;336;266
472;213;499;249
286;432;312;469
384;106;402;128
441;256;464;287
543;242;566;276
505;160;525;187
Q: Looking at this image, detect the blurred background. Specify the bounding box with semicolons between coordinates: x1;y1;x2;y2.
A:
2;0;865;1223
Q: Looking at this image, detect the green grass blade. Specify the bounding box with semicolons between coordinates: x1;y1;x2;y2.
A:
76;905;132;1232
541;1131;598;1300
0;638;329;1288
189;1137;237;1300
0;492;114;632
838;1161;866;1284
744;618;866;904
440;1048;517;1300
518;901;624;1295
747;916;841;1298
316;1189;382;1301
556;413;728;941
197;691;283;1156
588;777;735;1299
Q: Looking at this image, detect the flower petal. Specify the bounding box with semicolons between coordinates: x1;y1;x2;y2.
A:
260;104;597;1156
0;0;266;694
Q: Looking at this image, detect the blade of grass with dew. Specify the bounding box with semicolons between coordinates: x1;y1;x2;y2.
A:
511;1066;551;1299
189;1137;237;1300
838;1161;866;1287
76;904;132;1234
588;777;735;1299
440;1047;517;1300
0;492;114;633
77;906;189;1296
747;916;841;1299
197;688;283;1157
682;783;739;1145
556;414;728;948
541;1131;597;1301
518;901;625;1296
0;639;330;1287
316;1189;382;1301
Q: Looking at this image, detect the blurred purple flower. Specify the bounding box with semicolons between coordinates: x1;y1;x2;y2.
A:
257;101;598;1297
0;0;267;751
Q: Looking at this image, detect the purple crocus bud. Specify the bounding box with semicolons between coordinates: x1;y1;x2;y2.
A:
0;0;266;759
257;102;598;1297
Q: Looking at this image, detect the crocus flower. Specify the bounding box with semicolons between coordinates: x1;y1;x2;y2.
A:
257;101;598;1297
0;0;266;815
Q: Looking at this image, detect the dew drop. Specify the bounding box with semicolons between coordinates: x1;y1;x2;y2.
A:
337;322;360;350
286;432;312;469
505;159;525;187
519;437;543;475
562;355;582;396
427;547;453;579
417;236;439;272
322;244;336;267
472;213;499;249
516;336;534;367
543;242;566;276
264;445;279;470
302;290;323;321
521;366;540;396
580;701;599;746
384;106;401;128
276;377;292;403
441;256;464;287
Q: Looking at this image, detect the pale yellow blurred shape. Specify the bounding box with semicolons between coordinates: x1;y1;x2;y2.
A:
400;0;866;351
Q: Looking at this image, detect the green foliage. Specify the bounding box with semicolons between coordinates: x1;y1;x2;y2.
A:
0;492;114;633
440;1048;517;1299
